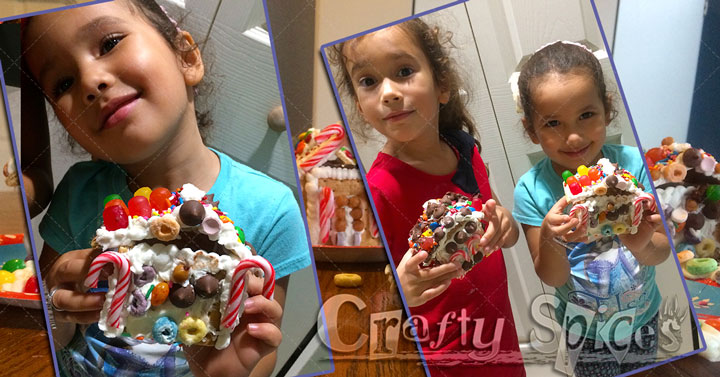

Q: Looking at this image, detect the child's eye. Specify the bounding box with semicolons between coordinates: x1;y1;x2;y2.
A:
545;119;560;127
579;111;594;120
100;34;123;55
398;67;414;77
53;77;74;97
358;77;376;88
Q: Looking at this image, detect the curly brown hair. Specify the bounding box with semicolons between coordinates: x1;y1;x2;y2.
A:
327;18;480;151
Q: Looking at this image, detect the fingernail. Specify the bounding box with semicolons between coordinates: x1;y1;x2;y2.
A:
248;323;259;331
244;298;255;310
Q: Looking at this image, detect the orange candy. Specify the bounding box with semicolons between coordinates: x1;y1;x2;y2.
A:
578;175;591;187
705;318;720;332
566;176;578;186
149;188;172;211
645;147;665;164
105;199;129;216
151;282;170;306
588;167;601;181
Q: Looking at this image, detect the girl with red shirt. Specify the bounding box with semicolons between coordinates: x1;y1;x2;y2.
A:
329;19;526;376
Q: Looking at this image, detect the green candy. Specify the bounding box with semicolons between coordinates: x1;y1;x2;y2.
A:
706;185;720;203
686;258;718;276
104;194;122;206
632;178;639;187
236;226;246;244
562;170;573;181
2;258;25;272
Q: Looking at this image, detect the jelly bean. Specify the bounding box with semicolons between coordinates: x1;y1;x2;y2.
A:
295;140;306;155
105;199;129;216
128;195;152;218
0;270;15;284
103;205;129;231
565;176;578;186
172;263;190;283
562;170;573;181
568;182;582;195
235;226;246;244
577;165;589;176
706;185;720;203
578;175;591;187
149;187;172;211
23;276;39;293
103;194;122;206
2;258;25;272
135;187;152;199
421;237;434;251
631;178;639;187
588;167;601;181
151;282;170;306
645;147;665;164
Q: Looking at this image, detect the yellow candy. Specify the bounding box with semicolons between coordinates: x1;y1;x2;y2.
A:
135;187;152;199
612;223;627;234
178;316;208;345
577;165;589;176
0;270;15;284
422;229;433;237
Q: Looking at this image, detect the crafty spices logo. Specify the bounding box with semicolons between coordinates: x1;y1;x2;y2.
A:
529;294;689;375
315;293;689;370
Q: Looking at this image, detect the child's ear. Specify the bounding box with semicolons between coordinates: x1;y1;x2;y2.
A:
439;88;450;105
522;118;540;144
178;31;204;87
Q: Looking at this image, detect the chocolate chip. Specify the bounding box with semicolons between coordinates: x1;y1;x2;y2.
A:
170;284;196;308
179;200;205;226
686;212;706;230
605;175;618;188
683;148;702;168
432;206;445;219
464;222;477;234
454;231;468;243
195;275;220;298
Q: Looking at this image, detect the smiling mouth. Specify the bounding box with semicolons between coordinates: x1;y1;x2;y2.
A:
101;93;141;130
383;110;414;122
561;144;591;158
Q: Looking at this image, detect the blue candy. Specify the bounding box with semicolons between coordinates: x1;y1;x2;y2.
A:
601;224;613;236
152;317;178;344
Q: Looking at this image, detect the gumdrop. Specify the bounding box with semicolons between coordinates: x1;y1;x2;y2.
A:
129;196;152;218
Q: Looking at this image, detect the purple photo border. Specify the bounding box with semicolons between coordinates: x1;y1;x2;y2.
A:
588;0;707;374
319;1;468;376
262;0;335;375
0;0;112;23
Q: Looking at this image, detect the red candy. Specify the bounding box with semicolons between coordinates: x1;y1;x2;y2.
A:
23;276;38;293
105;199;129;216
149;188;172;211
645;147;665;164
128;196;152;218
568;182;582;195
103;205;129;230
578;175;591;187
588;167;601;181
421;237;434;251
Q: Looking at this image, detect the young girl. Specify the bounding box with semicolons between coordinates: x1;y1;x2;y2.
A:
331;19;526;376
22;1;311;376
513;41;670;376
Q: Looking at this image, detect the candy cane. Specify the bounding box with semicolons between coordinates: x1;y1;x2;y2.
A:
319;187;334;244
632;193;657;227
298;125;346;171
222;256;276;329
569;203;589;228
84;251;131;329
466;233;484;256
450;250;468;264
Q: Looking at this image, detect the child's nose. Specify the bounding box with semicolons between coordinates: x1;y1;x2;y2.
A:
81;69;113;104
381;79;401;104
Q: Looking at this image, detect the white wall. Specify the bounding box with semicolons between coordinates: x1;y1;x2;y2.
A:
612;0;705;149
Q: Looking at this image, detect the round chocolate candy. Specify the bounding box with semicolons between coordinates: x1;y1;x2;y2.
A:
179;200;205;226
703;202;720;220
454;230;468;243
441;216;455;228
195;275;220;298
445;242;458;253
605;175;618;188
606;211;619;221
460;207;472;216
433;227;445;241
432;206;445;219
686;212;706;230
170;284;196;308
134;265;156;287
682;148;702;168
684;227;702;245
464;222;477;234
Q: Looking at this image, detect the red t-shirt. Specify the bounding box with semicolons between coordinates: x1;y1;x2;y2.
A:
367;141;526;376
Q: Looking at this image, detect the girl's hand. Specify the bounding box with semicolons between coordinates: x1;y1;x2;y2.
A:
187;273;284;377
618;210;664;254
477;199;519;253
396;248;463;307
541;197;587;243
45;248;106;324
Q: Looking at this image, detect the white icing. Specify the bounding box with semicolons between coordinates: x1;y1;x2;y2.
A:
179;184;206;201
310;166;361;180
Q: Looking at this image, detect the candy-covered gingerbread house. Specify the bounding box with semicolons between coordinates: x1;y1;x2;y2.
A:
295;124;381;247
563;158;655;241
87;184;274;350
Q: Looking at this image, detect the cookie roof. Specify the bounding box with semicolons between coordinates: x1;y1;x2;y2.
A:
95;184;251;260
646;137;720;186
563;158;644;201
